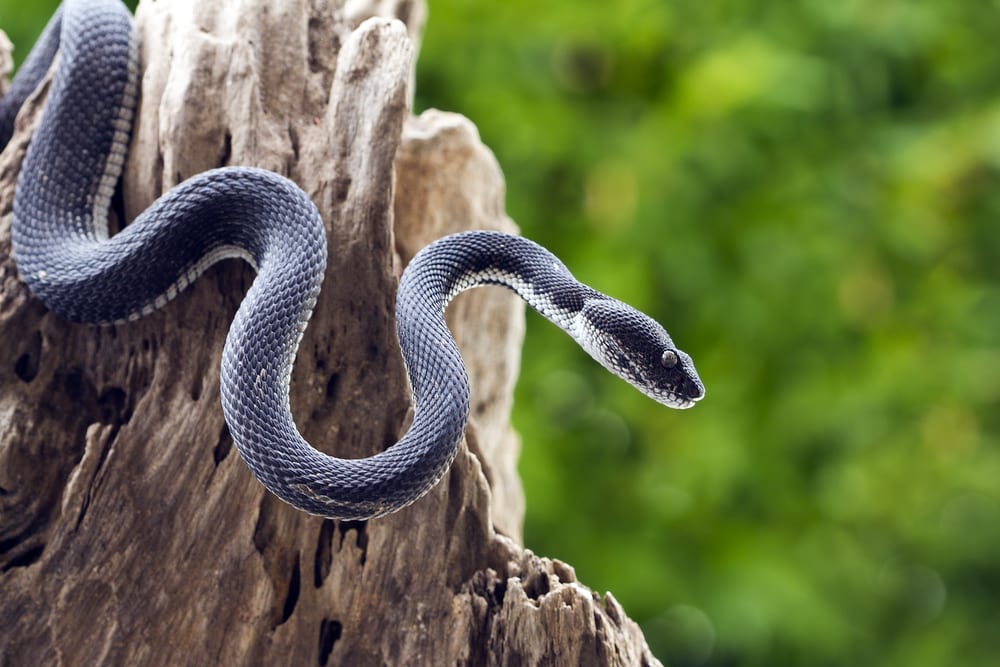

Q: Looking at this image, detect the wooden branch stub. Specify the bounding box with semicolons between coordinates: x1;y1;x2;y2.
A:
0;0;660;663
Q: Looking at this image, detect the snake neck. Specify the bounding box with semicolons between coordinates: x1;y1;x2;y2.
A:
404;230;598;334
398;231;704;412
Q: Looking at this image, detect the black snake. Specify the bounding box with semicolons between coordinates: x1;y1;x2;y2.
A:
0;0;704;520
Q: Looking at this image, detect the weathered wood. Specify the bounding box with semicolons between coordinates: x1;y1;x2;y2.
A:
0;30;10;98
0;1;659;664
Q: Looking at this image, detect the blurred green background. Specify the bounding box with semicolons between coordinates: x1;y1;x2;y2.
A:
4;1;999;664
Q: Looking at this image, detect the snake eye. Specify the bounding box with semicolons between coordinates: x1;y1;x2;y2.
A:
661;349;678;369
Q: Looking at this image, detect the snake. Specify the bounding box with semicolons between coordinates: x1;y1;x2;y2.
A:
0;0;704;520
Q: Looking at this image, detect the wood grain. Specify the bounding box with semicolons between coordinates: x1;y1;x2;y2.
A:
0;1;659;663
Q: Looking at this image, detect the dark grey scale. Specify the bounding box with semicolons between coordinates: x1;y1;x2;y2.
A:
1;0;704;521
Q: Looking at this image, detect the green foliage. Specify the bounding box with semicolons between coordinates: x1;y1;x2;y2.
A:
419;1;1000;664
4;1;998;664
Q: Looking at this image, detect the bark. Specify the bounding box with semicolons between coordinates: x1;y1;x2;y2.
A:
0;1;660;664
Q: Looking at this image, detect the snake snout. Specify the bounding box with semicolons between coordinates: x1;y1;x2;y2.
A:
682;376;705;403
676;350;705;405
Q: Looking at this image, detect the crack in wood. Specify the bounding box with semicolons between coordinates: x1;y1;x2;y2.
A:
13;330;41;382
312;518;335;588
317;618;342;666
212;423;232;465
277;555;301;627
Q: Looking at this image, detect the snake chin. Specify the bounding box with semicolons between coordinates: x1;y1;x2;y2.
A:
655;391;702;411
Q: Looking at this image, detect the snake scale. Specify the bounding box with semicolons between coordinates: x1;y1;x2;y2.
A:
0;0;704;520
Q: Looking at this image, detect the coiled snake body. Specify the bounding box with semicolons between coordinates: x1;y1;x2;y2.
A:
1;0;704;520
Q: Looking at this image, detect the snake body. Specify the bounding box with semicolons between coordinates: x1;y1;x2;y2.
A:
1;0;704;520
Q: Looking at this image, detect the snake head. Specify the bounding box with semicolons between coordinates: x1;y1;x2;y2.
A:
577;298;704;409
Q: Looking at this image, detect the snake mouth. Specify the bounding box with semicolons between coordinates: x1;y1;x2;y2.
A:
651;390;700;410
667;384;705;409
651;375;704;409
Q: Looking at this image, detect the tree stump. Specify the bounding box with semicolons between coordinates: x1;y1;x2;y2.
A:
0;1;660;663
